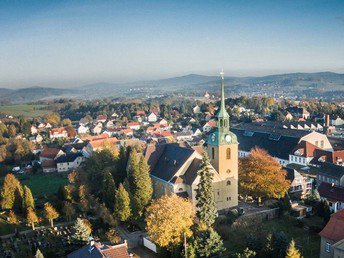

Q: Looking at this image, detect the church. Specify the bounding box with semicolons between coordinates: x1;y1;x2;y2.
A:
144;71;239;211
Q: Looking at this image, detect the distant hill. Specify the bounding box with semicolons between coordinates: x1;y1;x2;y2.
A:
0;86;78;104
0;72;343;103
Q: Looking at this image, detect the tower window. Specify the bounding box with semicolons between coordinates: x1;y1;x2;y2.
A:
226;148;231;159
220;119;223;127
212;147;215;159
224;120;227;127
227;180;231;185
226;169;231;174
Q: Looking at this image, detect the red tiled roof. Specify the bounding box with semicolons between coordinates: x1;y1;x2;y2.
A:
49;127;67;136
97;115;107;121
319;209;344;242
127;122;139;127
40;147;61;159
136;110;145;116
121;128;133;134
89;137;119;149
80;134;109;141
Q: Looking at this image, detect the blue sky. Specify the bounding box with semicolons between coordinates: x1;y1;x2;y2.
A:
0;0;343;88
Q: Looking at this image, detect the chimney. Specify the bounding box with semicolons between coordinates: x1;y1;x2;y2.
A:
325;114;330;127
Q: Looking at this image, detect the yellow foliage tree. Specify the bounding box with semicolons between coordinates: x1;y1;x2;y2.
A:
285;239;302;258
145;194;195;249
27;208;39;230
44;202;59;227
239;147;290;200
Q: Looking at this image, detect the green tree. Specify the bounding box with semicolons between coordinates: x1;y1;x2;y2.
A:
73;218;92;243
285;239;302;258
62;201;75;221
127;150;153;219
43;202;59;227
114;183;131;222
7;124;16;137
102;171;116;210
22;185;35;210
195;153;217;228
193;228;226;257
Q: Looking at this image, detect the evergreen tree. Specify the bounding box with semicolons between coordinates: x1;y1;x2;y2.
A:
116;146;128;183
73;218;92;243
102;171;116;210
193;228;226;257
22;185;35;210
127;150;153;219
62;201;76;221
27;208;39;230
235;248;257;258
285;239;302;258
195;153;217;228
114;183;131;222
34;248;44;258
43;202;59;227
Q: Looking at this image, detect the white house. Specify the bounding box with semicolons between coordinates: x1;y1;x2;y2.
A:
203;120;216;133
127;122;141;130
193;105;201;114
77;125;89;134
148;112;158;123
31;126;38;135
56;153;84;172
92;123;103;135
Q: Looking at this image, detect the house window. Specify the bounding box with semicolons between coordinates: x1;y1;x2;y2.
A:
226;148;231;159
315;141;319;147
212;148;215;159
325;242;331;253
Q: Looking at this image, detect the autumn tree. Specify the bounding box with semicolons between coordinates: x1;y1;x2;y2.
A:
114;183;131;222
61;118;72;126
27;208;39;230
43;202;59;227
106;228;121;244
34;248;44;258
145;195;195;249
195;153;217;228
73;218;92;243
45;113;60;126
285;239;302;258
22;185;35;210
127;150;153;219
1;174;22;210
8;210;19;225
239;148;290;200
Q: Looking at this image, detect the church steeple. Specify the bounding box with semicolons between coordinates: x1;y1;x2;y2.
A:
216;69;230;129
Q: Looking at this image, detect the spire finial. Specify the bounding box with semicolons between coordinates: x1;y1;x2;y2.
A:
220;68;224;80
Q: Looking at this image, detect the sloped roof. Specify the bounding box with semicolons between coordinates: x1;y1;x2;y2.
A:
231;128;300;160
67;242;129;258
319;209;344;242
55;153;83;163
292;141;321;157
40;147;61;159
182;158;202;185
145;143;195;182
317;162;344;179
89;137;119;149
318;182;344;202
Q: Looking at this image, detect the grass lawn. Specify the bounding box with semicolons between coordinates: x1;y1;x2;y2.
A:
222;215;321;258
0;216;28;236
0;173;68;198
0;104;51;117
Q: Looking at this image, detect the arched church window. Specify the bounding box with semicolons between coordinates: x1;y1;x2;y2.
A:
211;147;215;159
226;148;231;159
220;119;223;127
227;180;231;185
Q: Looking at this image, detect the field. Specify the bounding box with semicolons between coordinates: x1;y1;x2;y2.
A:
0;104;51;117
0;173;68;197
222;215;321;258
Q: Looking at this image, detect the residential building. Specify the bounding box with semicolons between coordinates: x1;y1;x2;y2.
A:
49;127;68;139
67;240;130;258
318;183;344;213
77;125;89;134
148;112;158;122
319;209;344;258
56;153;84;172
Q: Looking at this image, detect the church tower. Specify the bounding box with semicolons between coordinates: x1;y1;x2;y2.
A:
207;70;238;209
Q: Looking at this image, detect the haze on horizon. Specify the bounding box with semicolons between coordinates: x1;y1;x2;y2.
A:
0;0;343;89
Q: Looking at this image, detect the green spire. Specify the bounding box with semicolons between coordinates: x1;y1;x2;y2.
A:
207;69;238;146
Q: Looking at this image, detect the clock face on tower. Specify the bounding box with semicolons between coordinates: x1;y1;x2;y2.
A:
211;133;216;142
225;134;231;143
